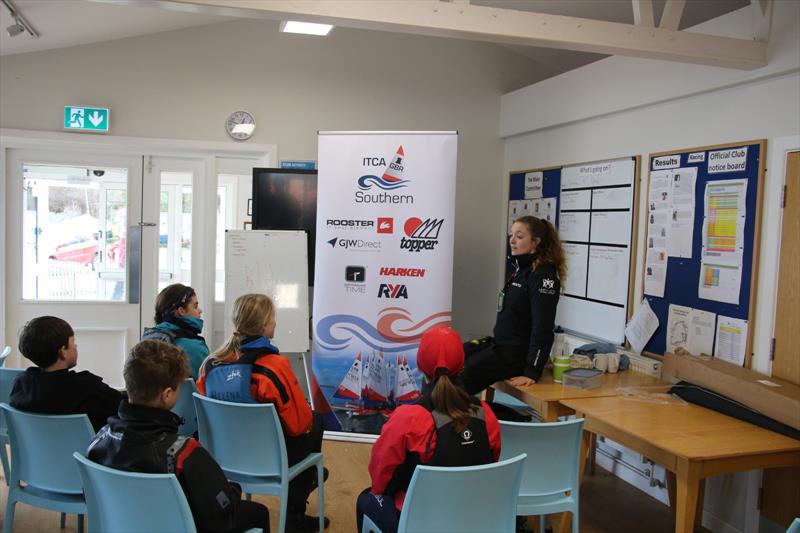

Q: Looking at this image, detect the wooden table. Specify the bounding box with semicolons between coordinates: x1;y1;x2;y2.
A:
561;396;800;533
492;370;666;421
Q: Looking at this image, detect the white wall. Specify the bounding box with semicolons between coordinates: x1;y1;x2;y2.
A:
499;3;800;532
0;17;543;341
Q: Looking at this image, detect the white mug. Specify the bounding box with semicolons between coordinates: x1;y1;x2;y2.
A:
607;353;620;373
594;353;609;372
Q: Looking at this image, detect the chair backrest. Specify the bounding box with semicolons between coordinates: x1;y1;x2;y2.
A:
193;392;287;477
397;453;526;533
73;452;197;533
499;418;584;496
171;378;199;437
0;368;24;435
0;403;94;493
0;346;11;366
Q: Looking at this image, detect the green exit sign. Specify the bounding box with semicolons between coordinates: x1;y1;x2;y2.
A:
63;106;110;133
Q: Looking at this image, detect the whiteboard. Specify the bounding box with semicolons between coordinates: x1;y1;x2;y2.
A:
556;157;637;344
224;230;310;352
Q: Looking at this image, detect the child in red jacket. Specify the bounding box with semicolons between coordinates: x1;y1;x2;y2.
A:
198;293;328;533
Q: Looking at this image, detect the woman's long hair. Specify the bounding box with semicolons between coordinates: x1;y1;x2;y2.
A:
154;283;195;323
200;293;275;375
516;215;567;283
430;370;475;434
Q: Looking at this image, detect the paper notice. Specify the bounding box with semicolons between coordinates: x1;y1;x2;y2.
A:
508;200;524;234
667;167;697;258
698;261;742;305
666;304;692;353
524;171;543;199
714;315;748;366
625;299;659;355
702;179;746;267
687;309;716;356
541;197;557;224
649;170;672;211
644;247;668;297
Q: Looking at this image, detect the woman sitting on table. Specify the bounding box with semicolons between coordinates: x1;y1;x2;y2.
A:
461;215;566;393
356;326;501;533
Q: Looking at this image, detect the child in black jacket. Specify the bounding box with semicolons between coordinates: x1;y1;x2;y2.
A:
87;340;270;533
10;316;122;431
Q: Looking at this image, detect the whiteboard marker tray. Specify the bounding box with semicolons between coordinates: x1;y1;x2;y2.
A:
562;368;604;389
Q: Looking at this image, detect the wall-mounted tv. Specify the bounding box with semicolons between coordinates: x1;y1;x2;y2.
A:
251;168;317;285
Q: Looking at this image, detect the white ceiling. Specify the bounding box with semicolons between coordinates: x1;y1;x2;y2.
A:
0;0;750;75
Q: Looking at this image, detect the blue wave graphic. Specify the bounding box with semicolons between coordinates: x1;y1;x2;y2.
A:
316;314;417;353
357;175;410;191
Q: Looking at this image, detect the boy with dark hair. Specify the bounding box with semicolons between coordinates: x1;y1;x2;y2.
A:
87;340;270;533
10;315;123;431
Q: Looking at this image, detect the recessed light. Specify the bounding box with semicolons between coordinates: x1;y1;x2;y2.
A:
279;21;333;36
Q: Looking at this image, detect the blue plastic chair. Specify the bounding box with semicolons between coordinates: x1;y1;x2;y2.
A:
1;403;92;533
73;452;197;532
171;378;199;437
193;393;325;533
499;419;584;533
394;454;526;533
787;517;800;533
0;367;24;487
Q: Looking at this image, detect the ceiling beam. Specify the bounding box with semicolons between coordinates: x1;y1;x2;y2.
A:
632;0;655;28
659;0;685;31
750;0;773;42
124;0;767;70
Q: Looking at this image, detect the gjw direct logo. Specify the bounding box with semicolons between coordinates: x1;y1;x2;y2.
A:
400;217;443;252
355;146;413;205
327;237;381;251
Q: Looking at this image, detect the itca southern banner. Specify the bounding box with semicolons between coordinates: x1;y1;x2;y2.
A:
312;131;457;435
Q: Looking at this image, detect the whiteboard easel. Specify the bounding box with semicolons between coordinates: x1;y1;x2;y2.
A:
224;230;310;352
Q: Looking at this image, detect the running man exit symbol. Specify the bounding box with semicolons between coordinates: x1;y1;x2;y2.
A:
63;106;110;132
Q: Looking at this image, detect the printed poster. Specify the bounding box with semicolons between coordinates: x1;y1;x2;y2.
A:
312;132;457;436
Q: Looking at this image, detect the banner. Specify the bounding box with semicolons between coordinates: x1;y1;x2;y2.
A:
311;131;458;436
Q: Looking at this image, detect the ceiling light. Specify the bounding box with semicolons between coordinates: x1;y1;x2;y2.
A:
279;21;333;36
6;21;24;37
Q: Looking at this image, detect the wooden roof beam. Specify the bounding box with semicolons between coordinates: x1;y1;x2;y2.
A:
632;0;655;28
659;0;685;31
139;0;767;70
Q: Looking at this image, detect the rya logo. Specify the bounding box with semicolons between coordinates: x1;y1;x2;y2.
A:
378;283;409;299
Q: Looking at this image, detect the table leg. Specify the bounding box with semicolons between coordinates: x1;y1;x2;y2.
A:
675;460;702;533
588;434;597;475
578;429;591;482
541;400;559;422
666;470;677;519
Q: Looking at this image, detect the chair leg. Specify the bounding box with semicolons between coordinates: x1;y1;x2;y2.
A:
317;463;325;533
78;513;85;533
279;485;289;533
3;495;16;533
571;510;579;533
539;514;545;533
60;512;66;528
0;442;10;487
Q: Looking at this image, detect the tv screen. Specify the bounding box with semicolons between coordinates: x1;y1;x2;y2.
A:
252;168;318;285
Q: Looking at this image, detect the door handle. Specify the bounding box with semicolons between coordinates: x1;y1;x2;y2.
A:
138;222;157;227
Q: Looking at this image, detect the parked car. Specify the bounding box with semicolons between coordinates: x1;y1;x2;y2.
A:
49;237;99;266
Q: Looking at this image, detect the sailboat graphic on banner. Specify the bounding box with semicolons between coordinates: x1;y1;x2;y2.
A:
333;351;421;415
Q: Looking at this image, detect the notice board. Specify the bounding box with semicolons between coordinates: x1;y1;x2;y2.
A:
507;157;640;344
641;140;766;367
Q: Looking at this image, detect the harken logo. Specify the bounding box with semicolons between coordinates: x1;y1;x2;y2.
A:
378;283;409;299
400;217;443;253
379;267;425;278
377;217;394;234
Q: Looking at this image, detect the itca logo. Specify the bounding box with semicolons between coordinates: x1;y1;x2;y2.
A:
400;217;443;253
378;283;409;299
377;217;393;234
358;146;409;191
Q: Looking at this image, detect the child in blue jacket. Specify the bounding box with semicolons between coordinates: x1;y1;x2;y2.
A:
142;283;209;379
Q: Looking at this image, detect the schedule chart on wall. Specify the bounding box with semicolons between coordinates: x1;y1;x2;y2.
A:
557;159;638;343
508;157;639;344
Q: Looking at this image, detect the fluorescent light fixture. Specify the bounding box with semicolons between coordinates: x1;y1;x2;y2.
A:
231;123;255;136
279;20;333;36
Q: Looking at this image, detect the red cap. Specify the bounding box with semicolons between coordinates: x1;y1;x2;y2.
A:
416;326;464;378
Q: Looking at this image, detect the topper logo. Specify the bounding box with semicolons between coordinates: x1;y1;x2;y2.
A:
400;217;443;253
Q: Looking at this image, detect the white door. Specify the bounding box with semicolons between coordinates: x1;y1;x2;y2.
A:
5;148;153;388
